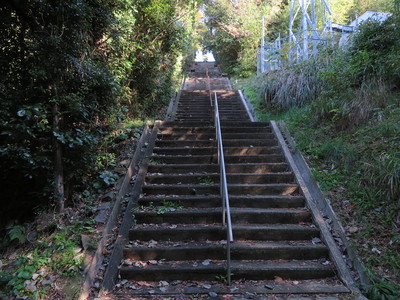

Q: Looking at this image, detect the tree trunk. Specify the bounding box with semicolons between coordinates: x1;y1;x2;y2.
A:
53;101;65;212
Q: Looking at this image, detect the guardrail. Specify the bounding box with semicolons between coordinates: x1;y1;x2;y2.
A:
214;91;234;285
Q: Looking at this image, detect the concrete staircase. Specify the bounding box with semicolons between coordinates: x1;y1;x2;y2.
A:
113;63;353;298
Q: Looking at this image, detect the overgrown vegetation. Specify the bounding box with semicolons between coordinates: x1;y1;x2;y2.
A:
236;5;400;294
0;0;200;224
0;0;201;298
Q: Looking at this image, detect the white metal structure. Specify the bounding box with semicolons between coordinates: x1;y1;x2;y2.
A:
258;0;332;73
289;0;332;63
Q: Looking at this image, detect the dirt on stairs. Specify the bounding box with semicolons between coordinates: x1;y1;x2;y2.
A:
99;63;361;299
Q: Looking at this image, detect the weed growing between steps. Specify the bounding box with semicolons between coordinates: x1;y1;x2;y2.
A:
0;119;148;299
199;177;215;185
139;200;184;214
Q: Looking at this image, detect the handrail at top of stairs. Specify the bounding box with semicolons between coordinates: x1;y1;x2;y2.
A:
214;91;233;285
206;67;213;109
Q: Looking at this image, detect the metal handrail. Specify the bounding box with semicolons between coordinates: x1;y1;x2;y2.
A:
214;91;233;285
206;67;213;109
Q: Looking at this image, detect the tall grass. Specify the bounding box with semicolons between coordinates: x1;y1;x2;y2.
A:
260;58;326;110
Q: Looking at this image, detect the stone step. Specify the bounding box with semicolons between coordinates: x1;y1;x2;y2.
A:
124;242;225;261
225;154;286;163
224;146;282;155
147;163;219;174
133;208;311;225
152;146;217;155
138;195;305;209
158;127;214;134
113;281;349;297
174;120;213;123
156;133;216;140
158;121;213;127
142;183;299;196
220;116;252;121
150;154;217;164
221;133;275;139
149;154;286;164
156;139;277;148
142;184;219;196
129;224;320;241
146;163;290;174
223;139;278;147
158;126;273;135
221;127;272;133
175;107;211;110
123;241;329;261
175;117;212;121
154;140;216;147
220;121;270;127
119;260;334;281
145;173;295;184
175;114;212;119
175;111;211;115
228;183;299;195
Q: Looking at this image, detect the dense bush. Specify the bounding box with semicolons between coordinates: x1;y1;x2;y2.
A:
0;0;200;225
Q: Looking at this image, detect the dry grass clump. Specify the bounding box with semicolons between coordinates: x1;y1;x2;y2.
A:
260;59;325;110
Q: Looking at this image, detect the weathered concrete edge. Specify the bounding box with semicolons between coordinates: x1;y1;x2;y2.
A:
270;121;364;297
78;121;157;300
166;75;186;121
97;121;160;296
238;90;256;122
277;121;370;287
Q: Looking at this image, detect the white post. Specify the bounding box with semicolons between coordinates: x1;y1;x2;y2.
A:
311;0;318;56
302;0;308;60
261;15;265;73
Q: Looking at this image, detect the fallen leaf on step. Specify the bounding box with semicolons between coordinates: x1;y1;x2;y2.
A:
264;284;274;290
148;240;158;248
312;237;322;244
159;281;169;287
127;285;137;290
347;226;359;233
123;260;133;266
372;247;381;255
